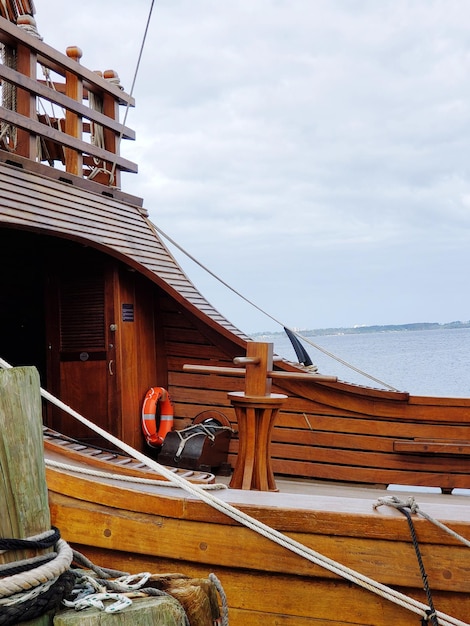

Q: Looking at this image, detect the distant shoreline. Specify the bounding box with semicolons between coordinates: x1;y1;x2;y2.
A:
252;320;470;338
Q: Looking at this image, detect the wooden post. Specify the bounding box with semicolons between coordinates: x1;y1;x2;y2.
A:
102;69;121;188
54;596;187;625
0;366;50;559
229;342;287;491
0;366;53;625
64;46;83;176
15;42;37;159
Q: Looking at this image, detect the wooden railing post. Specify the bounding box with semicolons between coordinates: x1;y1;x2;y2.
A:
15;42;37;158
228;342;287;491
102;69;121;188
64;45;83;176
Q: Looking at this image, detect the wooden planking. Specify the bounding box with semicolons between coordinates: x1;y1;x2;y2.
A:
47;489;470;592
164;339;470;487
165;342;470;486
268;441;470;475
46;462;470;626
0;160;247;338
268;457;470;489
46;468;470;626
71;546;470;626
46;462;470;540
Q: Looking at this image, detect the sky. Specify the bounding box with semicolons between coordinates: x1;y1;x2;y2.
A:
34;0;470;334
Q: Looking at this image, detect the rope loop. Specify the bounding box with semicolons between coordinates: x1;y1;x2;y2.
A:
0;539;73;598
0;527;60;552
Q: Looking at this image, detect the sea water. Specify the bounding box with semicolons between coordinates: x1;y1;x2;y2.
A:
254;326;470;398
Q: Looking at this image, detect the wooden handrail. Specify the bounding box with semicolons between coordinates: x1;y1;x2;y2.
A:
0;16;134;105
0;15;137;184
183;363;337;383
0;107;137;172
0;65;135;138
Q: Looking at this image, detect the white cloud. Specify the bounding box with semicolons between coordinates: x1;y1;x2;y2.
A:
37;0;470;332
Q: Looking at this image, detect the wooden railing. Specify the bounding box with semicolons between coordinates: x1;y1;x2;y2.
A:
0;15;137;188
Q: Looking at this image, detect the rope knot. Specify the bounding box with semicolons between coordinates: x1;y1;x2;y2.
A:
421;609;438;625
373;495;420;514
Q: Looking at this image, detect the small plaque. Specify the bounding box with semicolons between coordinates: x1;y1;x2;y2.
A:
122;303;134;322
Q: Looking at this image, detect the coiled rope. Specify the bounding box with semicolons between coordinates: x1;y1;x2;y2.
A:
0;527;74;626
0;537;72;598
0;356;467;625
66;551;224;625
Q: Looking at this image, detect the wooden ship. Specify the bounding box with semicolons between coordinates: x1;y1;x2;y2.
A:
1;4;470;625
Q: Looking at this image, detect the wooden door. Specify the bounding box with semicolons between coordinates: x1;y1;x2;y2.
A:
46;247;118;445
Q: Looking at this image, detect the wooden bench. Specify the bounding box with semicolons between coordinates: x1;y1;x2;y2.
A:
393;438;470;455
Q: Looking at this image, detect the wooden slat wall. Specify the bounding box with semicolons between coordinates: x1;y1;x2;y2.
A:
158;294;242;429
155;290;470;490
259;387;470;490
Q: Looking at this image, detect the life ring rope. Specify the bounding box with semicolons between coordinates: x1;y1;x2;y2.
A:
141;387;174;447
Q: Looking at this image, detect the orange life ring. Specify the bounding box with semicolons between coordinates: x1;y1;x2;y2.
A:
141;387;174;447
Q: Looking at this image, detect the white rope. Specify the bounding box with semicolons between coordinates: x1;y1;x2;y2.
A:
44;458;227;490
209;573;229;626
63;591;133;613
375;496;470;548
0;356;467;625
0;576;59;607
0;539;73;598
173;423;232;461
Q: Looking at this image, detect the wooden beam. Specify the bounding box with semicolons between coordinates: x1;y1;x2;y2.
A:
0;367;50;561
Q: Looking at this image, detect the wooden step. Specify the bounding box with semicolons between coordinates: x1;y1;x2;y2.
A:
43;427;215;483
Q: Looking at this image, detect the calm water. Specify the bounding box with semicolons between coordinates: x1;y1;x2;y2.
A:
255;327;470;398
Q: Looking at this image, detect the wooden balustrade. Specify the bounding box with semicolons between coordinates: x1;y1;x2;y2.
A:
0;15;137;186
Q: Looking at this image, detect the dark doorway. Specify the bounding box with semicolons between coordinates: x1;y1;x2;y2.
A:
0;228;47;383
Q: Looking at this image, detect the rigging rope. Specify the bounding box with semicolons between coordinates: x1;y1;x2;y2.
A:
87;0;396;391
375;496;470;548
0;355;466;625
150;221;398;391
109;0;156;186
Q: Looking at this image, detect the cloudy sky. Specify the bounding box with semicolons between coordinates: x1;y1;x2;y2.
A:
36;0;470;333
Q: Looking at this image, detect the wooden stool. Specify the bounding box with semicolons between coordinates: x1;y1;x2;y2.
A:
228;391;286;491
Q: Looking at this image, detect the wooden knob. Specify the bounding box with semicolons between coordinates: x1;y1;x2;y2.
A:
17;15;36;26
66;46;83;62
103;69;121;85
